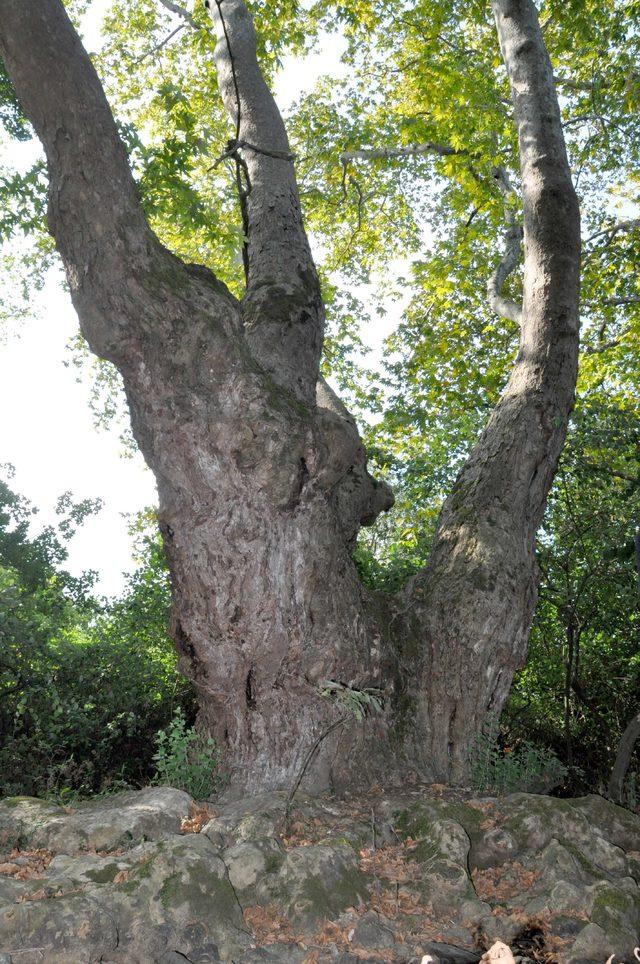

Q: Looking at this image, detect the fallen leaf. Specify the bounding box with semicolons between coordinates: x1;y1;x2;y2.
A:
181;802;214;834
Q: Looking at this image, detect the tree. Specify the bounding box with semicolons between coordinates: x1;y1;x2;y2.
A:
0;0;580;790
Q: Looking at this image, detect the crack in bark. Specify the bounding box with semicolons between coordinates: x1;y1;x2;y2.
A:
245;666;257;709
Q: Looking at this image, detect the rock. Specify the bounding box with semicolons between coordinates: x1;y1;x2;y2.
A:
588;832;633;876
538;838;597;885
421;941;482;963
256;841;368;925
458;896;493;929
351;909;396;949
585;877;640;951
418;818;471;866
419;857;476;916
30;787;194;853
567;922;624;963
0;879;28;906
1;784;639;962
469;825;519;870
46;850;131;886
572;795;640;852
524;879;586;916
222;836;283;893
0;798;61;851
0;833;249;962
238;947;307;963
548;913;590;941
0;891;121;963
206;791;287;845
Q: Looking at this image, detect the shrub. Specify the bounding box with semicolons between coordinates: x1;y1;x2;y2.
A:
469;717;567;795
152;709;223;799
0;475;194;800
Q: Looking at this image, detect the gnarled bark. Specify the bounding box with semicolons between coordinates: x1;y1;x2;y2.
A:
0;0;579;790
608;710;640;806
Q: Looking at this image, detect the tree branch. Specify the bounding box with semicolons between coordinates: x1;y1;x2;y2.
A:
586;218;640;244
339;146;526;327
0;0;238;368
135;23;186;65
603;295;640;306
206;0;315;288
407;0;581;782
583;339;619;354
206;0;323;402
339;142;460;164
487;165;523;325
157;0;199;30
0;0;162;360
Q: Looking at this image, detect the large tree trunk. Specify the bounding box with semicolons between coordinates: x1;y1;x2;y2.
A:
0;0;580;790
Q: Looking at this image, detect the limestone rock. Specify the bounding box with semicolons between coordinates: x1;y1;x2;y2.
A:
1;785;639;962
1;788;194;856
351;909;396;949
256;841;368;925
223;836;283;892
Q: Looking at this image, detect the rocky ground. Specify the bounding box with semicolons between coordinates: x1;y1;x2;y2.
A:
0;784;638;963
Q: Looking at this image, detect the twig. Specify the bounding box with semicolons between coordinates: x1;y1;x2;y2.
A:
158;0;199;30
339;141;460;164
586;218;640;244
213;137;295;167
282;716;349;829
583;339;619;354
134;24;185;65
603;295;640;306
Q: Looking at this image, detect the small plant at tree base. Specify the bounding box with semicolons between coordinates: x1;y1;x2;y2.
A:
152;710;223;799
319;680;384;721
469;717;567;795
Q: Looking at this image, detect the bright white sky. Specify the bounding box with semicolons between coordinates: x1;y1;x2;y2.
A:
0;5;400;597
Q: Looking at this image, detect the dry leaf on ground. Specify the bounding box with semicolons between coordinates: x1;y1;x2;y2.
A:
0;849;53;880
181;802;215;834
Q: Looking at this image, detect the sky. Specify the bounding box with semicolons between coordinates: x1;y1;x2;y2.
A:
0;4;401;597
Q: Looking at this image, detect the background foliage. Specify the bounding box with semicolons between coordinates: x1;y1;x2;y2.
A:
0;472;194;799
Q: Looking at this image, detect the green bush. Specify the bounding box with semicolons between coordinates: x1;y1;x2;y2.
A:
152;709;223;799
469;717;567;795
0;475;194;800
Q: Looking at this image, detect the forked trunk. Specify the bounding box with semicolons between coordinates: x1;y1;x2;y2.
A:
0;0;579;790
